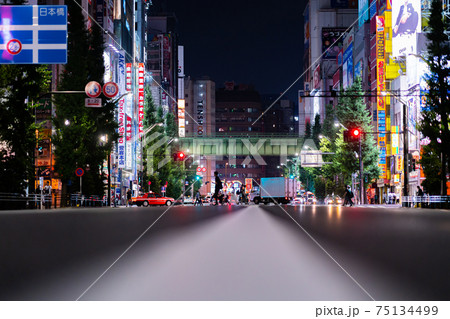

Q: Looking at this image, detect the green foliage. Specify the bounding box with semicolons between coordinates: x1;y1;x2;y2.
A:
0;65;51;194
419;144;441;194
304;121;311;138
312;114;321;146
314;176;326;200
142;92;187;198
321;77;380;194
165;112;177;137
419;0;450;195
52;2;116;196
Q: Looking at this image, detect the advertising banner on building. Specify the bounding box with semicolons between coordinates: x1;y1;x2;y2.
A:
178;45;184;77
343;43;353;89
117;50;126;93
322;28;346;59
117;99;125;168
115;50;126;169
304;4;310;50
392;0;421;57
138;63;144;138
313;64;321;89
333;69;340;90
376;16;387;178
359;0;369;26
178;99;185;137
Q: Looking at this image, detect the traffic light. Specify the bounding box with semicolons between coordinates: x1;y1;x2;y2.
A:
173;151;186;161
350;128;361;139
407;154;416;172
343;128;362;143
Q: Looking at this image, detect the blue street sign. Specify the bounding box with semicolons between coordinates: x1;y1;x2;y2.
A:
0;5;67;64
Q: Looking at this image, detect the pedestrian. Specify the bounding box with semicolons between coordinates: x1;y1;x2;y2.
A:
43;181;52;209
194;190;203;206
238;184;247;205
126;189;132;207
212;171;222;205
342;185;354;207
417;185;424;197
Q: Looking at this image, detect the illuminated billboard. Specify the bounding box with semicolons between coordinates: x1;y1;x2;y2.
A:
359;0;369;26
392;0;421;57
322;28;347;59
376;16;387;179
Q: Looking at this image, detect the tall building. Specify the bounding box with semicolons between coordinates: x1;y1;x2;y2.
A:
261;95;297;178
147;13;179;114
215;83;265;191
299;0;357;135
184;77;216;195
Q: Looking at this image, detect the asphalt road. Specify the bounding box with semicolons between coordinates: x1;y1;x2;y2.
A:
0;204;449;301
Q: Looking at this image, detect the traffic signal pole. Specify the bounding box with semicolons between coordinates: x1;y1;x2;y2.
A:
403;101;409;204
359;135;364;205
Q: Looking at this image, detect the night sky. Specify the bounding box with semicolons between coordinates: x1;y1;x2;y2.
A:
155;0;307;101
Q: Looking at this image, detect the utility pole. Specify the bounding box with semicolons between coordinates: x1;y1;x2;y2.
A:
403;101;409;205
359;135;364;205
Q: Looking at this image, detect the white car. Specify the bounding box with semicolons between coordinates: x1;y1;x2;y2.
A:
183;197;194;205
292;197;305;205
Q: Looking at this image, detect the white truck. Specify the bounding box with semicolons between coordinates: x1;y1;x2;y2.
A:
253;177;295;205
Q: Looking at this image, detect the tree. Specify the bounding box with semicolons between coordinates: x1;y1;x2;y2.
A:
0;65;51;197
52;3;116;197
304;121;312;138
312;114;321;147
165;112;177;137
335;77;380;192
419;0;450;195
419;143;441;194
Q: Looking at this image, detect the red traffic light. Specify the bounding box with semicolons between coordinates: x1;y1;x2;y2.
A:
351;128;360;137
172;151;186;161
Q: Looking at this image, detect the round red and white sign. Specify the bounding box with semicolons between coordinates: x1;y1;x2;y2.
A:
103;82;119;98
6;39;22;55
201;167;207;172
196;167;202;172
85;81;102;98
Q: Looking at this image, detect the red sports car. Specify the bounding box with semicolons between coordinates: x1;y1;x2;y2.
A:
132;192;174;207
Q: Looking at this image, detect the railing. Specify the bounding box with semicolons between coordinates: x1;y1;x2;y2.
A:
402;195;450;209
0;193;106;210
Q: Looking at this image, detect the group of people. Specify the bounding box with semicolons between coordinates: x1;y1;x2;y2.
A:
192;171;248;206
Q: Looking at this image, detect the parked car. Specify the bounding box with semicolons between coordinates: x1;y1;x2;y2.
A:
132;192;174;206
183;197;194;205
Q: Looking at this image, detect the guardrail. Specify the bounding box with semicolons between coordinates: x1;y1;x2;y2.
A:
0;193;106;210
402;195;450;209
